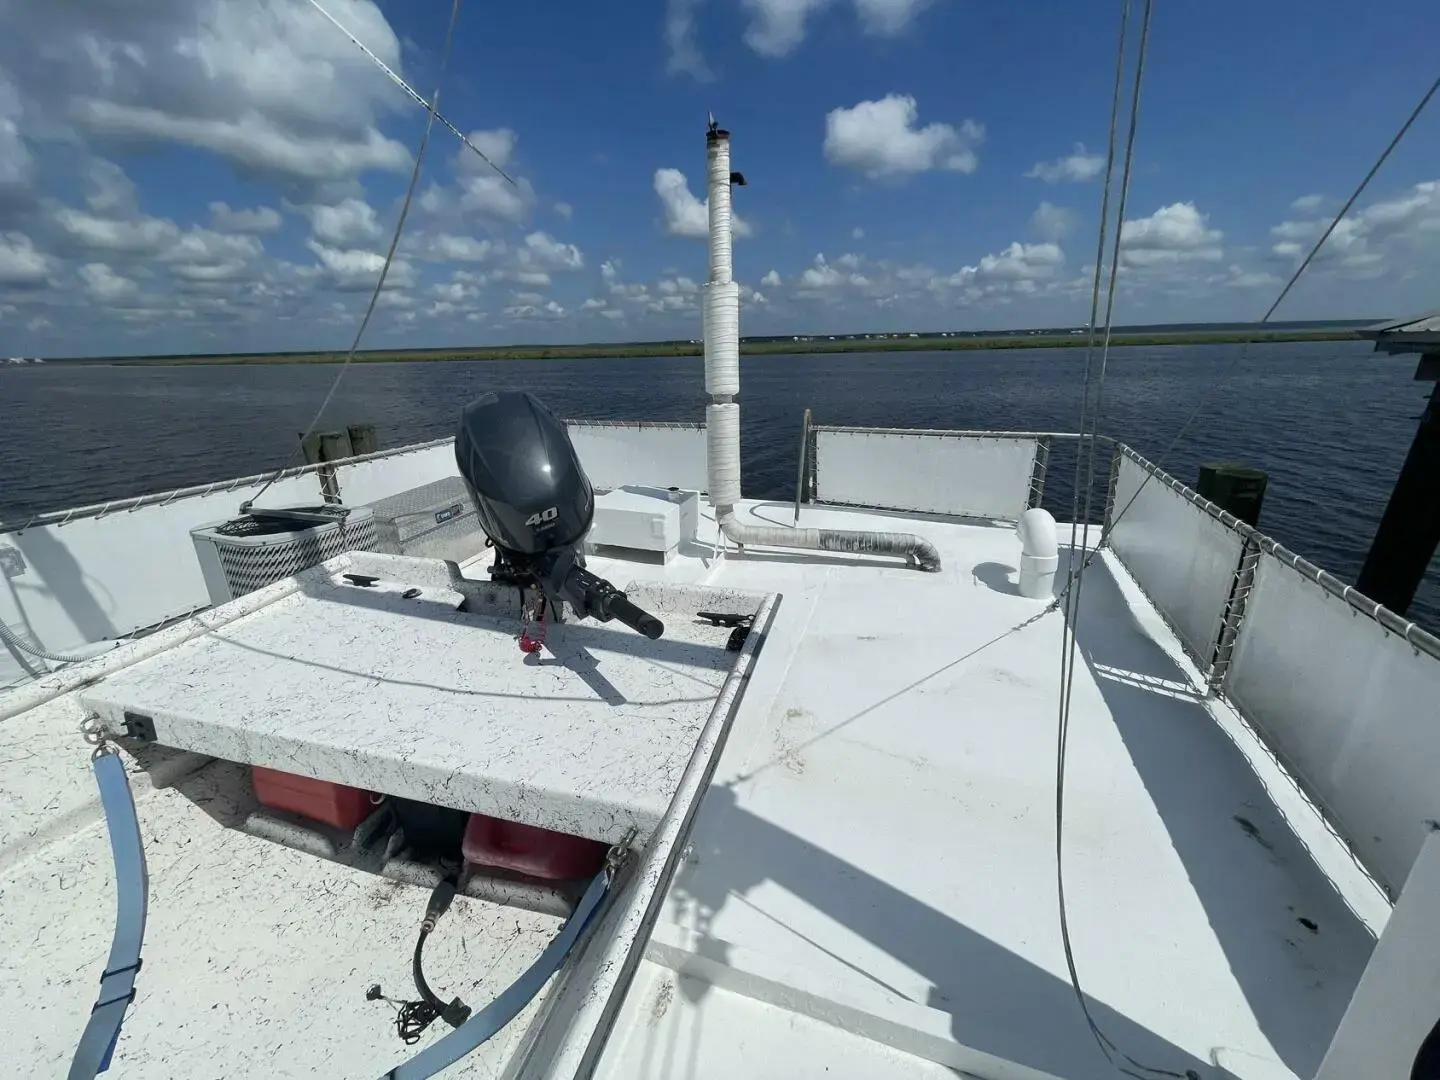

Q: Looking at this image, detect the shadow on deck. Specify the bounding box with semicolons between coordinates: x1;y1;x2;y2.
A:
1069;548;1375;1078
654;544;1374;1080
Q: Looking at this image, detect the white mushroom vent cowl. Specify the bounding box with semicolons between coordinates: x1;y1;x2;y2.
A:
1016;507;1059;599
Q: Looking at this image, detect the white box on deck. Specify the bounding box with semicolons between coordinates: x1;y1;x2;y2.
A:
587;487;698;561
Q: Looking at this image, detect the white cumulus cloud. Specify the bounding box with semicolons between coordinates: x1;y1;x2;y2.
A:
408;233;495;263
0;72;35;193
1025;143;1105;184
419;129;537;225
854;0;932;35
653;168;752;239
209;202;282;234
462;129;518;172
1029;201;1076;242
1120;203;1224;266
75;101;411;184
946;242;1065;285
452;173;536;224
306;239;414;291
16;0;417;187
824;95;983;178
1268;180;1440;279
665;0;712;80
0;231;50;285
741;0;931;57
517;231;584;272
78;263;139;302
303;197;384;248
742;0;831;56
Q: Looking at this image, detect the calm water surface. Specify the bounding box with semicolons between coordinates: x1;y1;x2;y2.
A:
2;340;1434;628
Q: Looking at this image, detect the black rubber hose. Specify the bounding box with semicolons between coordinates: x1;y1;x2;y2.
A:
411;880;470;1030
412;930;443;1011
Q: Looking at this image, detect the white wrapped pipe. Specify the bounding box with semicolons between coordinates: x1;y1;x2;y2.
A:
706;403;742;506
706;129;734;285
703;282;741;397
701;117;940;573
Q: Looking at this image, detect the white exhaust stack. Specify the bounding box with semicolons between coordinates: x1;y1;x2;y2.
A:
702;118;941;572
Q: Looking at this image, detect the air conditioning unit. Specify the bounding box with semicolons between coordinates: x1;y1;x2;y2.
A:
191;506;378;606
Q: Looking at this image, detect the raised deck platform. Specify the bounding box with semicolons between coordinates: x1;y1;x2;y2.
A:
80;553;768;844
0;499;1394;1079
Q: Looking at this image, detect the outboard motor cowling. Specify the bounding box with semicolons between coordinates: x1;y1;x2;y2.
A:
455;391;594;555
455;391;664;640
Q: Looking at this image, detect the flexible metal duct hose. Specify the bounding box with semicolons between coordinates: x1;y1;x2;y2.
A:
0;619;115;664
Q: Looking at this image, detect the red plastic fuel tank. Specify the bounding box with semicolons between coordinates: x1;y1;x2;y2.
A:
462;812;607;880
251;766;377;831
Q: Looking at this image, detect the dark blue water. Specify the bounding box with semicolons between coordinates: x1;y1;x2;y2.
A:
2;340;1435;628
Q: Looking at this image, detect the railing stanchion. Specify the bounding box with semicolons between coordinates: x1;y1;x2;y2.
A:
1208;534;1262;697
794;408;812;524
1028;436;1051;510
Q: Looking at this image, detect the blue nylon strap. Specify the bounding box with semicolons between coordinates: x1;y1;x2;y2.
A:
382;867;612;1080
69;751;149;1080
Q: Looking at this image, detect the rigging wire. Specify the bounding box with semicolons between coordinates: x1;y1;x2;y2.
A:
1065;0;1133;554
1052;37;1440;1079
241;0;464;513
1052;4;1185;1079
304;0;516;184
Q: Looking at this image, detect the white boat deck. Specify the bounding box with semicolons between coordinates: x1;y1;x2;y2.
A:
0;699;567;1078
0;500;1390;1079
590;502;1388;1080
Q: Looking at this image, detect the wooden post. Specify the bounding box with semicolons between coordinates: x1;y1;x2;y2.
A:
298;432;325;466
1196;462;1267;527
313;431;350;504
1357;370;1440;615
318;430;353;462
298;424;376;504
347;424;379;456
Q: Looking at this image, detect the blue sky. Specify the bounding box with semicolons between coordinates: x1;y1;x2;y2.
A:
0;0;1436;355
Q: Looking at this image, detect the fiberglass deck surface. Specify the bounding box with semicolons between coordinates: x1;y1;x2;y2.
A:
0;695;565;1079
1;500;1391;1080
77;559;745;844
589;502;1389;1080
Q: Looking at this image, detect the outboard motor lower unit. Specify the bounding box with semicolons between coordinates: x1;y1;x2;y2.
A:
455;391;664;640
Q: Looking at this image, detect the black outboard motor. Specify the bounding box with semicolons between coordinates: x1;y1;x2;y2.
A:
455;391;664;640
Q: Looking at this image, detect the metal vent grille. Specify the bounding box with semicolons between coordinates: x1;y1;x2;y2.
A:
212;505;354;538
193;508;377;602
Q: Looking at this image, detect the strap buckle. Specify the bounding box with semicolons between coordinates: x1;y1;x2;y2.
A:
605;827;638;879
